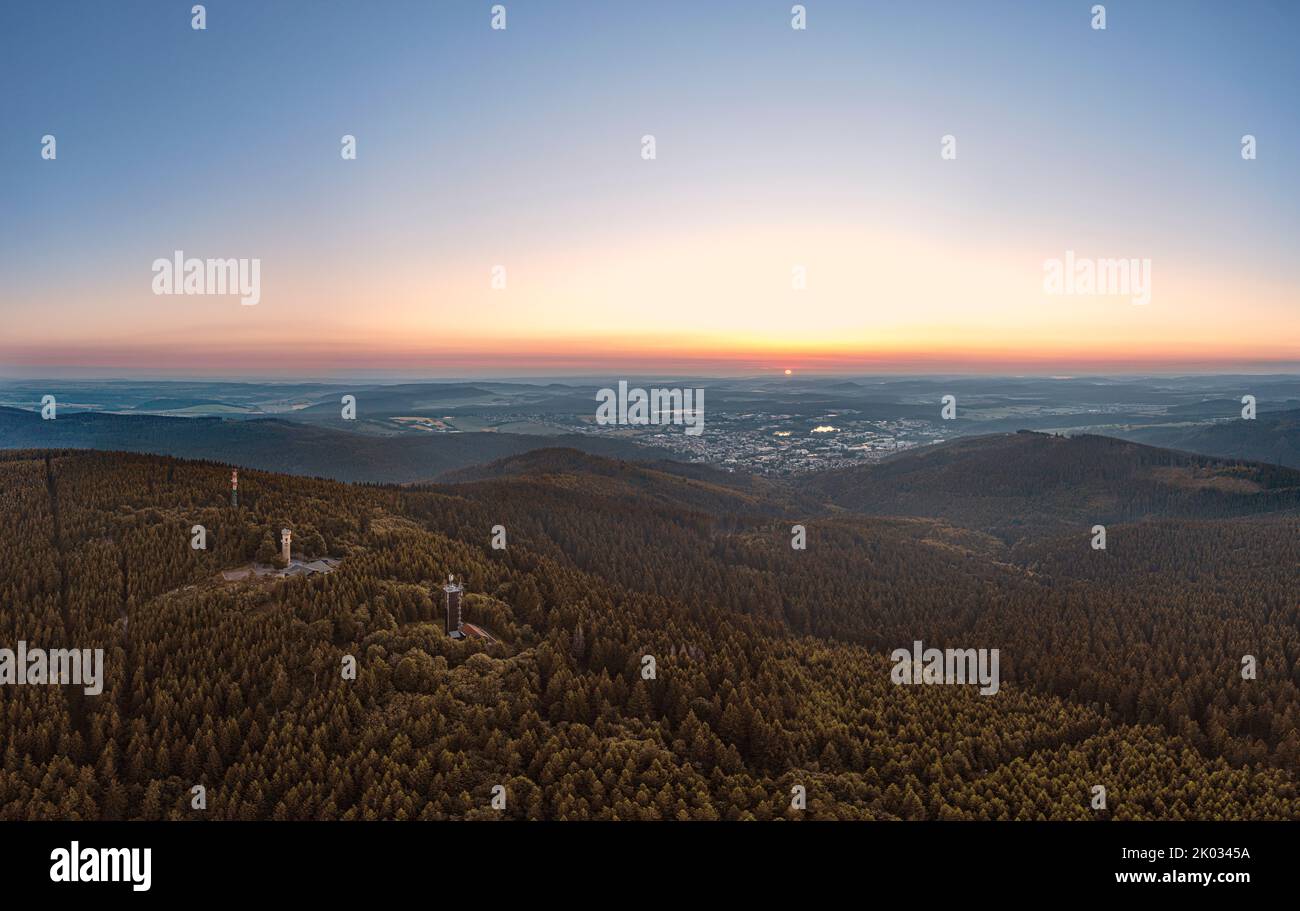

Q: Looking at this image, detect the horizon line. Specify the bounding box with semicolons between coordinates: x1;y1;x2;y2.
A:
4;369;1300;384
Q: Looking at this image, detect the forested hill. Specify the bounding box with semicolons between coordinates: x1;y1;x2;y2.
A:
802;431;1300;541
1115;407;1300;470
0;406;669;483
1;445;1297;820
434;447;812;516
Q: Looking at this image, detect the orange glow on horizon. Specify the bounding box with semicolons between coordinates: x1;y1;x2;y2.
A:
6;217;1297;377
5;333;1298;377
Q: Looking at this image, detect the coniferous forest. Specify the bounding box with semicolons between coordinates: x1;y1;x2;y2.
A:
1;434;1298;821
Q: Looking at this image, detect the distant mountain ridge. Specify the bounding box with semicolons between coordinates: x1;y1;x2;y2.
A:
800;430;1300;540
6;401;1300;531
0;406;670;484
1113;408;1300;470
437;432;1300;541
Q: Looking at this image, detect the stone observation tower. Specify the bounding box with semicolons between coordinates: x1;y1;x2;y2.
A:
442;575;464;639
231;469;238;507
281;528;292;564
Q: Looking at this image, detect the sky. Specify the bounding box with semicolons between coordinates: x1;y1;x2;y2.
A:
1;0;1298;377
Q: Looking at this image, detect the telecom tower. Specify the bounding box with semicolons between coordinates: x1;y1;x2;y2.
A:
442;575;465;639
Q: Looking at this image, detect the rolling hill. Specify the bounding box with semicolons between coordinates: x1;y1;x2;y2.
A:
0;406;670;483
802;430;1300;540
1114;408;1300;470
